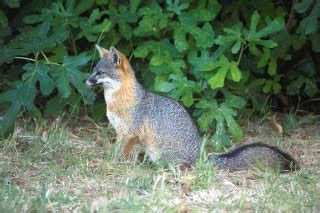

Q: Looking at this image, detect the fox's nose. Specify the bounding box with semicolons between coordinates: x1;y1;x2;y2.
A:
83;78;87;83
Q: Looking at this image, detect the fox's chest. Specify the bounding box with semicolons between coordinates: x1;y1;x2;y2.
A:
106;109;128;133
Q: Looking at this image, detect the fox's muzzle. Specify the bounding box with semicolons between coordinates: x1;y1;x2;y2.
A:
84;75;101;88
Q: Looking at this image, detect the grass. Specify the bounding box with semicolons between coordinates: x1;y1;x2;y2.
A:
0;116;319;211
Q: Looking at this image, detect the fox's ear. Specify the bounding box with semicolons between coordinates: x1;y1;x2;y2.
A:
109;46;121;66
95;44;109;58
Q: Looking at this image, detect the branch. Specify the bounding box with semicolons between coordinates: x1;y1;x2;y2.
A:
286;0;298;33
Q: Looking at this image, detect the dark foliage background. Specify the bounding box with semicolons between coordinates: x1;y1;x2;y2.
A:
0;0;319;150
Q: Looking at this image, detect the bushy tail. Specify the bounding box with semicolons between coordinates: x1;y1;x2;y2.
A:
208;143;299;172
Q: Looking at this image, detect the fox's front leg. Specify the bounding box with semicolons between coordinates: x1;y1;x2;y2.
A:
116;135;139;158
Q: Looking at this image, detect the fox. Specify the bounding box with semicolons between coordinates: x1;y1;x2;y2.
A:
84;45;299;172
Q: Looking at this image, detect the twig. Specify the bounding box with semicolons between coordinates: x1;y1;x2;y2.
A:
286;0;298;33
14;57;36;62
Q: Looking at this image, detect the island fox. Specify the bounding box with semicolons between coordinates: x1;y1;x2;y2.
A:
84;45;298;172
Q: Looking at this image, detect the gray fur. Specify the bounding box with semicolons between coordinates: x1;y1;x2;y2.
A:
208;143;298;171
131;85;200;164
85;57;121;87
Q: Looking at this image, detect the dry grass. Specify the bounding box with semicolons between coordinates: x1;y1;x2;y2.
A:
0;115;319;211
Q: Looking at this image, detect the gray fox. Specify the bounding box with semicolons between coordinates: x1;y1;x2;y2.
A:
84;45;298;172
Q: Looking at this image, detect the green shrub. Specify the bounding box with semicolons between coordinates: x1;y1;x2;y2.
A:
0;0;319;150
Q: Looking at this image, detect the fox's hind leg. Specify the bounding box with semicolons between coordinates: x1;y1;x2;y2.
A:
159;149;193;165
117;135;139;157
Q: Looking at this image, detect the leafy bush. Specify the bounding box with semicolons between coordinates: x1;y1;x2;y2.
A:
0;0;319;150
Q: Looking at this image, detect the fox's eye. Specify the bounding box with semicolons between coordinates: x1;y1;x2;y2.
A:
96;71;103;75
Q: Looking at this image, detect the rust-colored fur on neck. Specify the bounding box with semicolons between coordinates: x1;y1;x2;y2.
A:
107;54;137;117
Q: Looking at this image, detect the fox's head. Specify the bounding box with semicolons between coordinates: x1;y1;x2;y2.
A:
84;45;133;90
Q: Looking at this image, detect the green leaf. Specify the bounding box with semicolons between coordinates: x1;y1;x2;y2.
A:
208;66;229;89
0;10;8;27
225;94;246;109
0;98;21;137
229;62;241;82
215;23;243;46
311;32;320;52
257;48;271;68
51;66;72;98
217;11;283;60
287;76;305;95
247;79;266;89
231;41;241;54
23;15;44;24
96;0;109;5
156;73;201;107
199;56;241;88
297;0;320;35
19;80;37;110
255;17;285;38
130;0;142;13
207;0;222;19
174;21;215;51
220;103;243;141
45;95;67;115
79;13;112;42
3;0;20;8
103;4;138;40
167;0;189;15
73;0;95;15
197;112;214;132
134;40;178;63
211;116;231;151
294;0;313;13
8;23;68;56
119;23;133;40
173;26;189;52
150;55;166;66
181;91;194;107
305;79;319;97
256;40;278;48
134;41;158;58
189;5;220;22
88;102;106;122
150;59;186;74
244;11;284;48
299;15;318;35
267;59;277;76
195;99;218;109
0;80;40;137
192;22;215;48
134;39;181;82
263;80;273;93
156;82;176;92
198;99;243;148
249;11;260;36
62;53;95;104
188;50;219;73
248;44;261;56
272;82;281;94
195;99;218;132
22;64;54;96
134;5;169;37
88;9;100;23
63;53;91;68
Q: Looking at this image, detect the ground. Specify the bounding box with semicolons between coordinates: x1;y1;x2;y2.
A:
0;115;319;211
